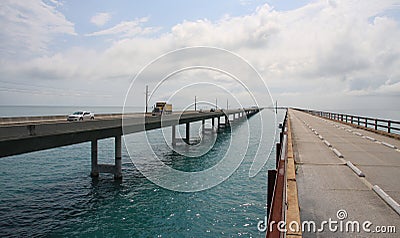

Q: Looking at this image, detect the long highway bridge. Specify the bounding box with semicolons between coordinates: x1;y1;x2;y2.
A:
0;108;260;179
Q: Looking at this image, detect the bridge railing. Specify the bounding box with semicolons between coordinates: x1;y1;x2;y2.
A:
0;109;260;125
295;108;400;134
0;113;124;124
266;109;288;238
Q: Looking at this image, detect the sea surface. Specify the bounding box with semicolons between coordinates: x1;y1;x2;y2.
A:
0;106;284;237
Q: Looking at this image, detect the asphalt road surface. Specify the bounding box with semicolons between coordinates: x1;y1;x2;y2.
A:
290;109;400;237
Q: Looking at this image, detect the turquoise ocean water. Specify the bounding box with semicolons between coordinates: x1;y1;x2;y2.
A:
0;106;284;237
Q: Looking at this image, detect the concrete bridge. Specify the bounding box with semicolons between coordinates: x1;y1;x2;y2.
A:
267;108;400;237
0;108;260;179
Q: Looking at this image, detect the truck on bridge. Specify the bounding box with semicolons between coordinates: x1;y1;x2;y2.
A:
152;102;172;116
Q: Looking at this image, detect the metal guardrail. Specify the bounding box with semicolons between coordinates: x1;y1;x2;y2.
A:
295;108;400;134
267;109;288;238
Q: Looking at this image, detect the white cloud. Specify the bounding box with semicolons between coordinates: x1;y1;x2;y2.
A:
1;0;400;110
90;12;112;26
239;0;252;6
86;17;160;37
377;82;400;95
0;0;76;58
346;81;400;96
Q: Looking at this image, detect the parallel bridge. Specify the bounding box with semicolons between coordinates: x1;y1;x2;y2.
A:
0;108;261;178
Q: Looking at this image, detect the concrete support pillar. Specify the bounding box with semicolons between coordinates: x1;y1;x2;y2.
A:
172;125;176;147
114;136;122;179
212;117;215;128
91;140;99;177
202;119;205;133
217;116;220;129
186;122;190;143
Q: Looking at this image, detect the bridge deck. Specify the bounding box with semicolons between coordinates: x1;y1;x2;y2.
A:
289;109;400;237
0;109;259;158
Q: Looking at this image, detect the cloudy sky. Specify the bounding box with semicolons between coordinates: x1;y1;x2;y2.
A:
0;0;399;115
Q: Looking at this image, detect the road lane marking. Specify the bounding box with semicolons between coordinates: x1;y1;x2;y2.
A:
363;136;376;141
346;161;365;177
372;185;400;216
353;132;363;136
323;140;332;147
381;141;397;149
332;148;344;158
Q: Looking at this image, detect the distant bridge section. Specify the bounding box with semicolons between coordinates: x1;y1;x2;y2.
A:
295;108;400;138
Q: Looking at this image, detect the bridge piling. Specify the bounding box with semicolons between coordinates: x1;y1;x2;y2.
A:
225;115;229;127
172;125;176;147
90;136;122;179
90;140;99;177
185;123;190;144
114;135;122;179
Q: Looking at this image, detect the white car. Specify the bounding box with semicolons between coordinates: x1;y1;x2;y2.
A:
67;111;94;121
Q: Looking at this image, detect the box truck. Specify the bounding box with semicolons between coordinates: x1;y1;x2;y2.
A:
152;102;172;116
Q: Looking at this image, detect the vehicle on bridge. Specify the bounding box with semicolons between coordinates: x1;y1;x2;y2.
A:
152;102;172;116
67;111;94;121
